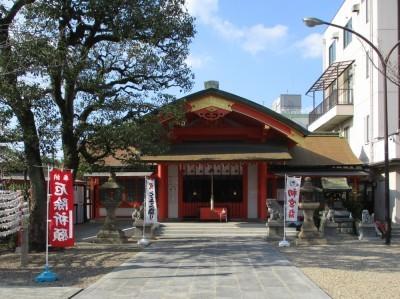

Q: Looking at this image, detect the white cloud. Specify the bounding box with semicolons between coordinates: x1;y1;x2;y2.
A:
211;18;244;41
185;0;218;24
185;0;287;55
296;33;323;59
185;53;212;69
242;24;288;55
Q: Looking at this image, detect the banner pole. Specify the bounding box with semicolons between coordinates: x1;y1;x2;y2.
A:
283;174;286;241
279;174;290;247
138;177;150;246
142;177;146;237
35;165;58;282
45;165;49;267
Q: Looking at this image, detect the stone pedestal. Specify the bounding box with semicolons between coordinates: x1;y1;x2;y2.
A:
323;222;338;238
96;227;127;244
134;220;159;239
337;219;354;234
358;223;378;241
96;203;127;243
266;220;284;239
296;202;327;245
96;174;128;244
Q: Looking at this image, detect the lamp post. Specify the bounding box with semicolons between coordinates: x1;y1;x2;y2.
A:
303;17;400;245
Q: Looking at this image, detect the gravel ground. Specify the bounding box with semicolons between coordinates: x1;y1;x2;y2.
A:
275;237;400;299
0;241;140;288
1;221;399;299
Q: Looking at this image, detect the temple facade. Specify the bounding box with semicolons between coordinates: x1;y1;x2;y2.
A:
86;82;366;221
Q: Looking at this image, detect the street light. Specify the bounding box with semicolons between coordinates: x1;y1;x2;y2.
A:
303;17;400;245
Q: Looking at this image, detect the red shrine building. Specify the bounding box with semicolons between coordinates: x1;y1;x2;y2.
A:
86;82;366;221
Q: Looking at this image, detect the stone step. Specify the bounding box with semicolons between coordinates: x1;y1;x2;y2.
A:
157;222;298;238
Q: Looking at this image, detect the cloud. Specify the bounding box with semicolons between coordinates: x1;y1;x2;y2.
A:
185;0;218;24
185;53;212;69
296;33;323;59
185;0;287;55
242;24;288;55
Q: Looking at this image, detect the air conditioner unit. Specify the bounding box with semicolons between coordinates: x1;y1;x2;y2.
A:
352;3;360;13
332;32;339;40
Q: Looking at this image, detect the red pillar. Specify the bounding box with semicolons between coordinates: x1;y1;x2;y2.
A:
93;177;100;219
157;164;168;221
258;162;267;221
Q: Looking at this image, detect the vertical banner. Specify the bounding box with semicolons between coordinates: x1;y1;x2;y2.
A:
49;169;74;247
144;178;158;224
285;176;301;222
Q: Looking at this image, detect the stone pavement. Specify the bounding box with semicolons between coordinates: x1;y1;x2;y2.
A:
0;287;81;299
75;237;330;299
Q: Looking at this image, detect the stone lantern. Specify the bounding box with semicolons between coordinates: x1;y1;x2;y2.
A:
296;177;327;245
96;172;127;243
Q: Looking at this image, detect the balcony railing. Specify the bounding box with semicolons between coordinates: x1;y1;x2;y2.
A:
309;88;353;125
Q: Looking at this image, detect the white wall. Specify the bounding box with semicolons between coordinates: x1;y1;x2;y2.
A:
168;165;179;219
321;0;399;164
318;0;400;223
247;163;258;219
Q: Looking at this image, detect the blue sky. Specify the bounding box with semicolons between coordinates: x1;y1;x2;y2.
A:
182;0;344;112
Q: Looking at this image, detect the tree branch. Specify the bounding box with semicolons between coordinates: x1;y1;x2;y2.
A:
0;0;35;26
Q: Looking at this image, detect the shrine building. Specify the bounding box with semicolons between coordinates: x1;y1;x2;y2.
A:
86;81;367;221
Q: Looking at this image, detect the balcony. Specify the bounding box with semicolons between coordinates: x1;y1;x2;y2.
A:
308;88;354;132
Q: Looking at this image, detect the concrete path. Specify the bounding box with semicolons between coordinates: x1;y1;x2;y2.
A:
0;287;81;299
75;237;330;299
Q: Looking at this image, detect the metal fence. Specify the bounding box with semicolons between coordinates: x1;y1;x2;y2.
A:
309;89;353;125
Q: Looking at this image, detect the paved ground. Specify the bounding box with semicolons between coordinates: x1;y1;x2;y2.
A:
0;287;81;299
75;237;330;299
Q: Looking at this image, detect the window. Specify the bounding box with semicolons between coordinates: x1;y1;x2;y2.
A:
343;19;352;48
343;66;353;104
329;41;336;65
366;50;369;78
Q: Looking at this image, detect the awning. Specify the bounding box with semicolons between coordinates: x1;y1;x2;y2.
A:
306;60;354;94
141;142;291;162
273;170;369;177
321;177;352;191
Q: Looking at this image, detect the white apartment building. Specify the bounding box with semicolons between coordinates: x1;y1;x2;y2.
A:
306;0;400;223
271;94;309;128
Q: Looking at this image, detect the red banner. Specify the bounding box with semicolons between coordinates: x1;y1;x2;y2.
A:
48;168;74;247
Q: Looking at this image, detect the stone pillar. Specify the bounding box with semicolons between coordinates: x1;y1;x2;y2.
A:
96;173;127;244
296;177;327;246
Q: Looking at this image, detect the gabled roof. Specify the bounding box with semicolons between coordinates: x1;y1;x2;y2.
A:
178;88;310;137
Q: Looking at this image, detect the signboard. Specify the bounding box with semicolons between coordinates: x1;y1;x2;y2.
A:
285;176;301;222
144;178;158;224
49;169;74;247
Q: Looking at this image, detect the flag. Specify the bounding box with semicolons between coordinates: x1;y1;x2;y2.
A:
285;176;301;222
144;178;158;224
48;169;74;247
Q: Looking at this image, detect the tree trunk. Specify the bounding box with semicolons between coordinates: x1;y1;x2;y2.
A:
17;109;47;251
62;122;80;180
